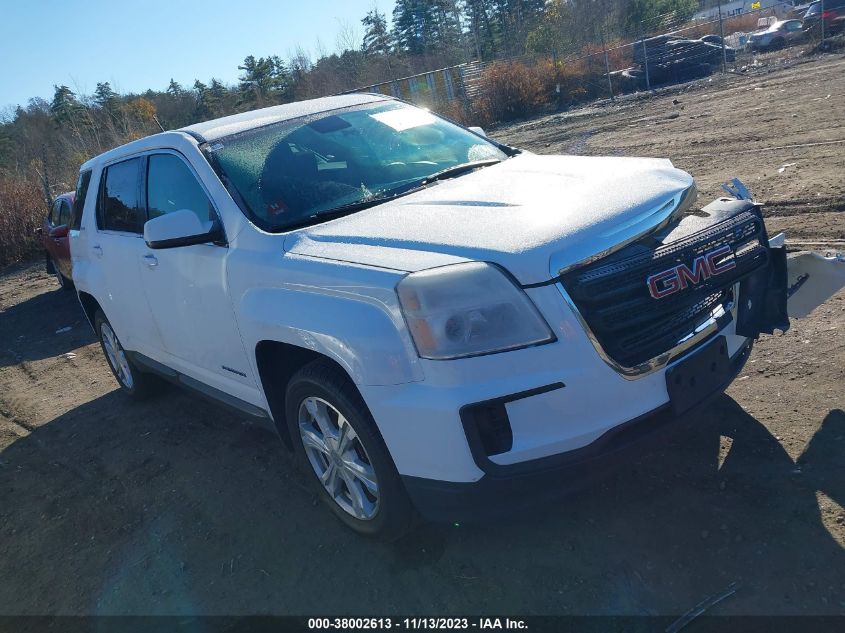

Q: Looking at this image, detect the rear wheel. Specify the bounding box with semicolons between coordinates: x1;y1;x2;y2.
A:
94;310;159;399
285;359;415;540
53;260;74;291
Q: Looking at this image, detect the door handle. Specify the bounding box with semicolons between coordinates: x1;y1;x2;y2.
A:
92;244;103;257
143;254;158;268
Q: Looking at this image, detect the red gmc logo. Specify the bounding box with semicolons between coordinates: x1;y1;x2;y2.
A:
647;244;736;300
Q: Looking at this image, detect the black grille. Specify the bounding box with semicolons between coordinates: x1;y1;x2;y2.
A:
559;210;769;368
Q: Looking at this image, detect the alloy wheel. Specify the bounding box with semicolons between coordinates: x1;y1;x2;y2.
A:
297;396;380;520
100;322;134;389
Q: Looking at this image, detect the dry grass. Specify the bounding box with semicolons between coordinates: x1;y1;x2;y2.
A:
474;61;548;125
0;177;47;269
473;45;638;125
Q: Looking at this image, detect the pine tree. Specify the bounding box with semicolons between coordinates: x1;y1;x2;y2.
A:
193;80;211;119
94;82;120;114
362;8;393;56
392;0;465;59
492;0;547;56
166;79;184;97
50;85;81;125
238;56;289;106
465;0;499;59
392;0;434;55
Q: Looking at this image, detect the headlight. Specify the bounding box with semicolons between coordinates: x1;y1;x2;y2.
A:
396;262;555;360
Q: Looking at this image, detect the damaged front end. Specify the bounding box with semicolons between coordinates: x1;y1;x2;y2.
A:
722;178;845;325
557;179;845;379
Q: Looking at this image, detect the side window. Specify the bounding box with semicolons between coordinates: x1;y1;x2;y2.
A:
146;154;215;223
48;200;61;226
70;170;92;230
97;158;144;233
58;200;71;226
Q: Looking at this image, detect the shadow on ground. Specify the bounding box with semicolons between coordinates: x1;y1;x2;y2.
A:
0;283;92;367
0;383;842;615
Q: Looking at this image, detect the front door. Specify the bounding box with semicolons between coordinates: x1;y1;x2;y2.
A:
137;151;257;403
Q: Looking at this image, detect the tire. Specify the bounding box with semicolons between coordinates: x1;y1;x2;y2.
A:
285;359;415;540
94;310;160;399
53;260;74;291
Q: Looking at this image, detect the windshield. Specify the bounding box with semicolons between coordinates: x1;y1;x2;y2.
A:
805;2;820;15
207;101;508;232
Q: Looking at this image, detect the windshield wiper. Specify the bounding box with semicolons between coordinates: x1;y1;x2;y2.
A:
421;159;503;184
279;182;428;231
278;159;504;231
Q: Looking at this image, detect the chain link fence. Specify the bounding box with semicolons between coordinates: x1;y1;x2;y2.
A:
342;0;833;125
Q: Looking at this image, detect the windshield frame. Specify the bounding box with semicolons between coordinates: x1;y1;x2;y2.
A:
200;98;518;234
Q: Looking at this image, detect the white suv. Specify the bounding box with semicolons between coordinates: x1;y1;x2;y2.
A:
70;94;842;538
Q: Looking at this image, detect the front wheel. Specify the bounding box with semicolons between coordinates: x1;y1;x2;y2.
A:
285;360;415;539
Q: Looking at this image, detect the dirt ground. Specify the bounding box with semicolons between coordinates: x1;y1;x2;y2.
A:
1;52;843;618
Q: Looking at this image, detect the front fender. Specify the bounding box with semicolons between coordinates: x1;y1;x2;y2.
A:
238;286;424;386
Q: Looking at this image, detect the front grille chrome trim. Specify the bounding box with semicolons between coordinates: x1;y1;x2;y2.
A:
556;281;739;380
556;184;697;277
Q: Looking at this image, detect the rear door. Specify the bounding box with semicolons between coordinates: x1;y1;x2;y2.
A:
136;151;256;402
92;157;163;354
44;200;63;264
54;199;73;277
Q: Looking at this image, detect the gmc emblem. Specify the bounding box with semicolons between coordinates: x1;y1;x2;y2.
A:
647;244;736;300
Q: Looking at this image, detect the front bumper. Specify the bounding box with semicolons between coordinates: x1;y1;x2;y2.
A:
403;338;753;522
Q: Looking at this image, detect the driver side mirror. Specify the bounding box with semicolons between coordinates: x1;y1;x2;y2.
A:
468;126;488;138
144;209;224;249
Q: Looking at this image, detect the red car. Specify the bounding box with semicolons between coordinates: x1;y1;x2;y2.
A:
39;191;75;290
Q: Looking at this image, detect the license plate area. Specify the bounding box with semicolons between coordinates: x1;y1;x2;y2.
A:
665;335;730;415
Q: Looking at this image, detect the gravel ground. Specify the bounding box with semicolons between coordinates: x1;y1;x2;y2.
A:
0;51;843;617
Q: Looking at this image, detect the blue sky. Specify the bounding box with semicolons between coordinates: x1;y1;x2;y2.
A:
1;0;393;111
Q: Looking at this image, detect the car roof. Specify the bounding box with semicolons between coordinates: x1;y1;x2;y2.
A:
180;93;389;142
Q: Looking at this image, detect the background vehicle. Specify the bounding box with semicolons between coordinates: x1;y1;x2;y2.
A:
69;96;843;539
629;35;737;87
749;19;806;50
790;1;817;17
802;0;845;35
37;191;75;290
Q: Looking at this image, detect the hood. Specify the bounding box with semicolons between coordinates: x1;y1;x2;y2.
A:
284;153;695;285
